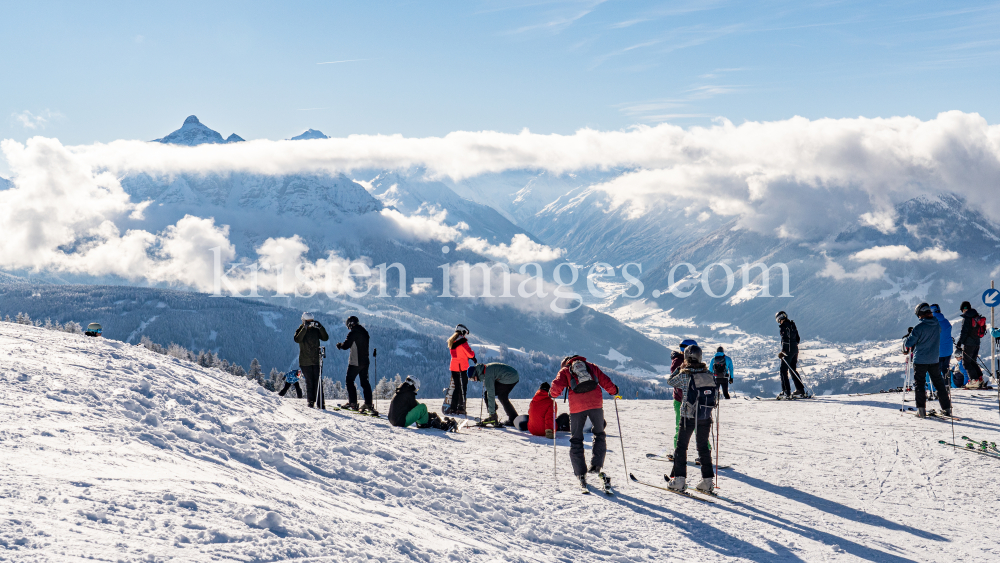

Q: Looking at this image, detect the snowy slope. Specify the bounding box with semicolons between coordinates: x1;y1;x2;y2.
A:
3;322;999;561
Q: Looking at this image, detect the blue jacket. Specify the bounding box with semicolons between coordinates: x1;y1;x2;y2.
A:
711;352;734;380
904;317;941;365
932;312;952;358
283;369;300;384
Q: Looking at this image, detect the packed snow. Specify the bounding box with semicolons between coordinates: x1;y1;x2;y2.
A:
2;322;1000;561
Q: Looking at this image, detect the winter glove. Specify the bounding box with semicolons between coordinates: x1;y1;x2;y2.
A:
470;357;478;365
729;377;734;384
777;352;787;359
612;386;620;396
336;343;344;350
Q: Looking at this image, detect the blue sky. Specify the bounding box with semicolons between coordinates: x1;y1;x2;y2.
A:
2;0;999;155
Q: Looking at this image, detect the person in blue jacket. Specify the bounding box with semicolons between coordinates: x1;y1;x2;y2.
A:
930;304;953;387
278;369;303;398
904;302;951;418
710;346;735;399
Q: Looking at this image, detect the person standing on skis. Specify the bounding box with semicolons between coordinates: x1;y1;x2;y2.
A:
904;303;952;417
336;316;374;413
669;339;697;456
776;311;806;398
446;324;477;415
956;301;987;389
469;362;520;426
711;346;734;399
930;304;954;388
549;355;619;492
666;345;717;494
293;312;329;409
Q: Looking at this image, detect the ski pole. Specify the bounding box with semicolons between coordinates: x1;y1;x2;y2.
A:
613;396;628;487
779;356;812;396
900;349;910;413
714;396;721;489
552;398;557;483
373;348;377;412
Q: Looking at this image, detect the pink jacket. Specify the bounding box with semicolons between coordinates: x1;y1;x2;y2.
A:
548;356;618;414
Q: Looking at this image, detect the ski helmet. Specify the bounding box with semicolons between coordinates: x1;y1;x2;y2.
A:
301;312;314;322
345;315;359;328
456;324;469;335
679;339;697;350
930;304;941;313
775;311;788;322
683;344;703;364
914;302;931;317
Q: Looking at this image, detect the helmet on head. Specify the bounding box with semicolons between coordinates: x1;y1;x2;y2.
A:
914;303;931;317
345;315;359;328
930;304;941;313
456;324;469;336
679;339;697;350
684;345;703;364
776;311;788;323
301;312;314;322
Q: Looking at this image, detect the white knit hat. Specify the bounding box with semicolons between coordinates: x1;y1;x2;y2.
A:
301;312;314;322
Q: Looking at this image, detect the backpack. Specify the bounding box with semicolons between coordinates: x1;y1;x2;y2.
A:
712;355;728;378
973;316;987;339
683;370;718;421
569;360;599;394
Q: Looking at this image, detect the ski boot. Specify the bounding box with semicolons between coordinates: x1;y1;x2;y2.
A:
776;392;790;400
941;407;953;418
666;476;686;492
545;429;554;439
578;474;589;494
339;402;359;411
478;414;503;428
360;403;379;416
695;478;714;494
598;472;613;495
790;390;807;399
917;407;926;418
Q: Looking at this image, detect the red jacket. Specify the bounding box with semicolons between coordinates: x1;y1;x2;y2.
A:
671;351;684;402
449;337;476;371
548;356;618;414
527;390;556;436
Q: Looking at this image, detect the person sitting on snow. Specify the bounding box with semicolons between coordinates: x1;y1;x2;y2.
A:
387;376;457;431
469;362;520;426
527;381;557;438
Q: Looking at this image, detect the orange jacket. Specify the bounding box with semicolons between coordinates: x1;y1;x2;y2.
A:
527;389;555;436
449;338;476;371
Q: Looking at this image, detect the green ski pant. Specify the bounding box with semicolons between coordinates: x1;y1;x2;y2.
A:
673;399;711;451
406;404;429;427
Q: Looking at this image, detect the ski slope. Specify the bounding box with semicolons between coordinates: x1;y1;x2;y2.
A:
1;322;999;562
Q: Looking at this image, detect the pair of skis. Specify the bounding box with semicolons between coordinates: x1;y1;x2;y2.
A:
579;473;613;496
940;440;1000;459
627;473;736;504
645;453;732;470
913;409;960;421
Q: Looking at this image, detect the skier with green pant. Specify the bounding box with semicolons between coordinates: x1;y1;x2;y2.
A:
669;340;697;456
469;362;520;426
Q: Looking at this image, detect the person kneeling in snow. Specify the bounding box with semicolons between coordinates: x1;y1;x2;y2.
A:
666;345;717;494
549;355;619;491
278;370;303;399
387;377;457;431
527;381;557;438
469;362;520;426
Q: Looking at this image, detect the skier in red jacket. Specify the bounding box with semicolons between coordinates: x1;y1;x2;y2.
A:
446;324;477;414
527;382;556;438
549;355;619;492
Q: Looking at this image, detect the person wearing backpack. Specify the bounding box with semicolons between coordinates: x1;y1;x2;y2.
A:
711;346;734;399
527;381;557;438
904;303;952;417
277;369;304;399
668;339;697;455
956;301;987;389
776;311;806;398
930;305;954;387
469;362;520;426
666;345;717;494
549;355;619;491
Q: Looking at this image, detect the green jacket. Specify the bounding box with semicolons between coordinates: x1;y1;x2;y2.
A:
476;363;519;416
294;322;329;367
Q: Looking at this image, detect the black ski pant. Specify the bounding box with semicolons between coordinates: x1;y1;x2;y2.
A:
492;381;519;423
301;365;322;408
569;408;607;476
961;344;983;382
715;376;730;399
671;417;714;480
779;353;805;395
278;382;303;398
913;363;951;411
449;370;468;411
346;364;372;405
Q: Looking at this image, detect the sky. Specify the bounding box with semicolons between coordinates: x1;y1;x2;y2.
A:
2;0;999;166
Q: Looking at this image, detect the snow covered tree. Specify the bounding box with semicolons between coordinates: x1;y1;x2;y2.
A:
267;367;281;391
231;364;246;379
249;359;263;384
63;321;83;335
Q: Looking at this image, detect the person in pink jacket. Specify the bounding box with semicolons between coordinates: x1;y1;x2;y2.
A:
549;355;619;491
446;324;477;415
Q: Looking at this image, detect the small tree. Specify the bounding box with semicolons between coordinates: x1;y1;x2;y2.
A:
231;364;246;378
249;358;263;384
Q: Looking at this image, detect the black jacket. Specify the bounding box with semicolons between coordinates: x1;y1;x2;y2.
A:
957;308;983;349
388;380;419;427
780;320;800;355
337;324;370;367
293;322;329;367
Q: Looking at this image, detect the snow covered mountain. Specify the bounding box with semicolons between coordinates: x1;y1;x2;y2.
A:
2;320;996;562
289;129;329;140
152;115;244;145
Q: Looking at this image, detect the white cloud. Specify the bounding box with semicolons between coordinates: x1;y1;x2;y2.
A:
456;234;565;264
379;207;467;242
817;255;886;281
850;245;960;263
11;110;62;130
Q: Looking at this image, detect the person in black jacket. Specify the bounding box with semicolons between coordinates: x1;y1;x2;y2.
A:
336;316;374;412
387;377;457;430
776;311;806;398
293;312;329;409
955;301;986;388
